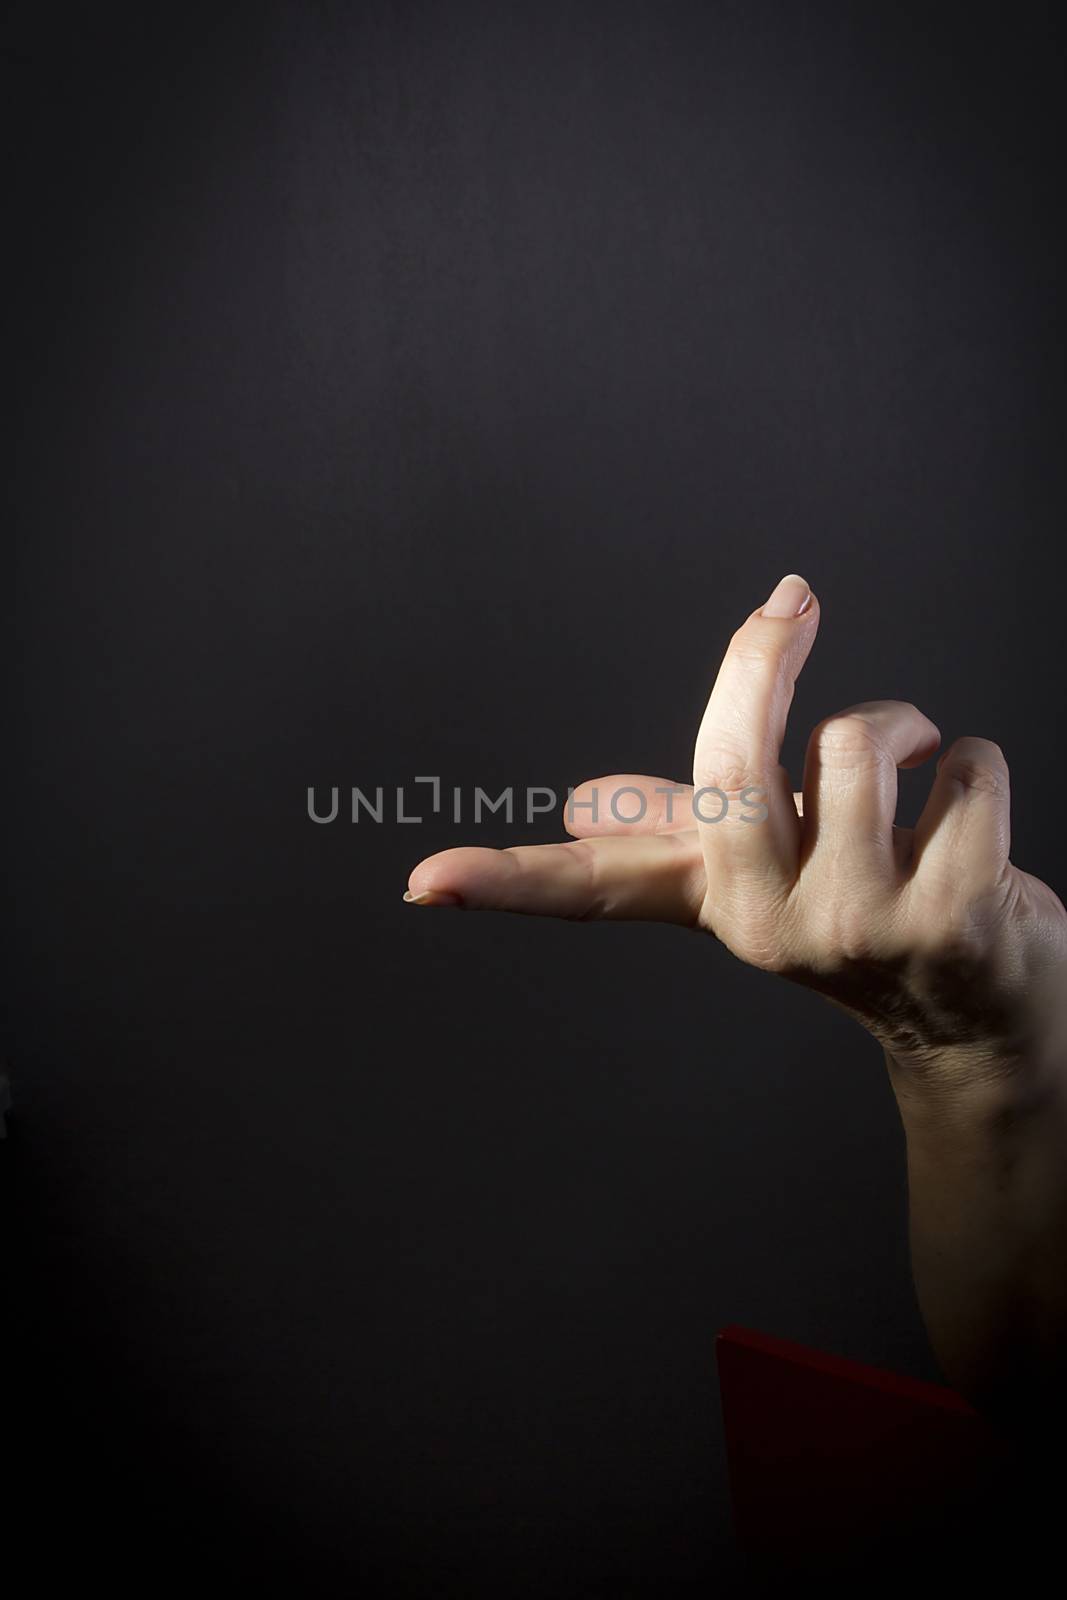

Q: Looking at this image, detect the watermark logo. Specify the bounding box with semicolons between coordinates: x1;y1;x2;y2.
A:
306;780;769;825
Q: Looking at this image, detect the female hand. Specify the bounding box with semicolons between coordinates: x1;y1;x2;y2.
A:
406;573;1067;1085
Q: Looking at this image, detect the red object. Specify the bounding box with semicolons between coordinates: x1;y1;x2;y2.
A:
715;1324;1015;1580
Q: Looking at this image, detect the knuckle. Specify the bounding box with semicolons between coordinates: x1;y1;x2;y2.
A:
809;903;880;966
693;751;762;799
814;711;887;764
728;627;779;670
565;838;603;919
940;740;1008;796
944;758;1004;797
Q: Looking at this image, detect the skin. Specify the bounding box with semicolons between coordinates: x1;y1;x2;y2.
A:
405;573;1067;1434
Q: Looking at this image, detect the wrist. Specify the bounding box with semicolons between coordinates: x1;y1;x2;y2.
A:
879;953;1067;1128
884;1035;1067;1157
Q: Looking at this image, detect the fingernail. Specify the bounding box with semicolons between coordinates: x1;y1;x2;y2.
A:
761;573;811;618
403;889;462;907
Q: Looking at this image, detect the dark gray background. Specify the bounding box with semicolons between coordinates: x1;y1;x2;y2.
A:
5;1;1064;1593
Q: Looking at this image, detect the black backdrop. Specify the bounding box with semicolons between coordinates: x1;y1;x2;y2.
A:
5;2;1065;1593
